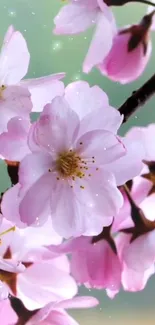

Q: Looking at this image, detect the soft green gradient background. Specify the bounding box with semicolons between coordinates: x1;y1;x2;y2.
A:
0;0;155;323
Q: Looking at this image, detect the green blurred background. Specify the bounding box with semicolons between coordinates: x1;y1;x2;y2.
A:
0;0;155;323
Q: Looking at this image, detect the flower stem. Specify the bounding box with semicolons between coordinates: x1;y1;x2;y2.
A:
118;73;155;123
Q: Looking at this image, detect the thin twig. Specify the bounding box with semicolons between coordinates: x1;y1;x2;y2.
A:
118;73;155;123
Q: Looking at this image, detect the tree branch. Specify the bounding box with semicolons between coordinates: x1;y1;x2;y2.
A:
105;0;155;6
118;73;155;123
5;160;19;185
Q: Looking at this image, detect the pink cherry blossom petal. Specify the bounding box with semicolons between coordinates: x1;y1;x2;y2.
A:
122;263;155;292
28;309;79;325
104;132;145;185
83;12;113;73
50;177;111;238
50;170;123;238
1;184;26;227
0;300;18;323
123;230;155;272
21;218;62;247
76;130;126;165
0;117;30;161
21;76;65;113
0;86;32;134
2;25;15;45
19;173;51;226
65;81;109;120
0;259;25;273
17;258;77;310
53;3;98;35
141;124;155;160
140;193;155;222
0;30;30;85
56;296;99;309
34;97;80;153
19;152;52;188
79;105;123;136
0;282;9;301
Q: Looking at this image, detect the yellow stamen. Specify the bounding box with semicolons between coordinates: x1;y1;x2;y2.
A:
0;226;16;237
0;85;6;99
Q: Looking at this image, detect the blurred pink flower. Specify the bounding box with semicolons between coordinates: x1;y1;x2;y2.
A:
136;124;155;160
53;0;116;73
48;234;121;298
121;192;155;272
0;218;77;310
98;12;154;83
26;296;99;325
114;174;155;291
117;231;155;292
0;25;65;114
112;175;152;232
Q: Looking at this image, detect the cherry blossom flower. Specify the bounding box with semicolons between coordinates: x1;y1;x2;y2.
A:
116;232;155;292
26;296;99;325
48;232;121;299
98;11;154;83
53;0;116;73
114;174;155;291
121;193;155;271
112;123;155;291
0;218;77;310
13;95;126;238
0;25;65;115
1;82;145;237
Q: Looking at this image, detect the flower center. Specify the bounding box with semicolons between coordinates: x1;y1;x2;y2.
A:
56;151;82;178
52;148;99;190
0;84;6;99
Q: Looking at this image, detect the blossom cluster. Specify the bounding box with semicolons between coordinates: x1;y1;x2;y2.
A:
0;0;155;323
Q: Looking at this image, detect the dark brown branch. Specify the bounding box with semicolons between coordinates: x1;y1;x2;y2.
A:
9;296;38;325
118;73;155;123
105;0;155;6
92;224;117;254
5;160;19;185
